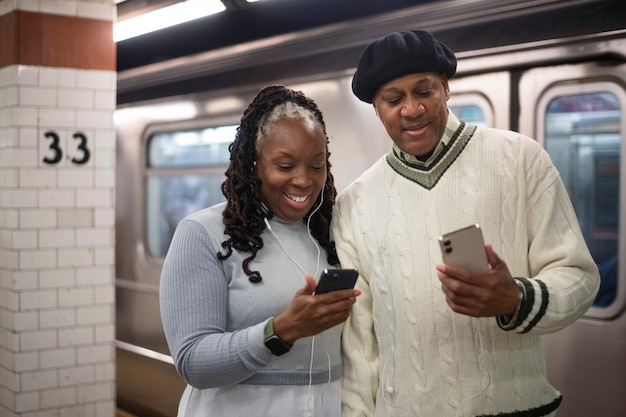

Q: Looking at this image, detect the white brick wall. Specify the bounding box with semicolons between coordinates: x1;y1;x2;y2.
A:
0;2;117;415
0;0;115;21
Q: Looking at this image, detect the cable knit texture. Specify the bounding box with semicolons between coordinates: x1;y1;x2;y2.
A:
332;114;600;417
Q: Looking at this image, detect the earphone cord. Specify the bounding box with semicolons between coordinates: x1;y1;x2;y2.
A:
263;191;323;279
455;324;491;417
264;191;327;416
306;191;323;279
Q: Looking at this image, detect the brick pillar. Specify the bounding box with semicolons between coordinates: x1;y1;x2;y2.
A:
0;0;116;416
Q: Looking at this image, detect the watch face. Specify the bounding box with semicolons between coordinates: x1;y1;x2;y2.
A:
265;335;290;356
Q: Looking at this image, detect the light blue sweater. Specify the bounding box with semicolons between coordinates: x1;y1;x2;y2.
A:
160;202;341;389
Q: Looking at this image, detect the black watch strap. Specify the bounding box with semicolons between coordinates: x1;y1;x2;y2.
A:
264;317;292;356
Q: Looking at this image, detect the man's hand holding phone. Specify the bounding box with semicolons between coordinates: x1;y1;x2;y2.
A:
436;225;519;318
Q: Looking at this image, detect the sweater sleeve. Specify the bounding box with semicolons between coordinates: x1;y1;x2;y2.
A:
159;218;273;389
332;194;379;417
502;140;601;334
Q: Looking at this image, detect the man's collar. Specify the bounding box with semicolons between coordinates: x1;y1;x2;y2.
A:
393;110;461;166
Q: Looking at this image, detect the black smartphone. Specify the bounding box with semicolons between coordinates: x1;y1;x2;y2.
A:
315;268;359;294
438;224;490;273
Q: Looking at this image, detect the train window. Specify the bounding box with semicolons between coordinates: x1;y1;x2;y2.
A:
448;92;493;127
145;125;238;257
449;104;487;126
448;72;509;129
542;85;622;316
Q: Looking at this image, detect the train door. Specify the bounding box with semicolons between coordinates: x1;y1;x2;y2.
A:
519;60;626;417
115;103;243;416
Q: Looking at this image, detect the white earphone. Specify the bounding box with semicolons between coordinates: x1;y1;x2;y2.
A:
264;190;328;416
263;190;324;278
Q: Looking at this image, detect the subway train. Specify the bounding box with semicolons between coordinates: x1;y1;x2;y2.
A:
114;0;626;416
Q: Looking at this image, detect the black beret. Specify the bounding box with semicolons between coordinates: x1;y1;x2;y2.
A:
352;30;457;103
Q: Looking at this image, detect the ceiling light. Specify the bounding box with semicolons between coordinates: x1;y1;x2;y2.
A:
114;0;226;42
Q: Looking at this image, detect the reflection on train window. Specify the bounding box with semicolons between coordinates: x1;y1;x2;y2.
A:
148;125;235;168
449;104;488;126
146;125;238;257
544;92;620;308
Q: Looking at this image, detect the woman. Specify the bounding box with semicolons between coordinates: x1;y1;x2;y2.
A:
160;85;360;417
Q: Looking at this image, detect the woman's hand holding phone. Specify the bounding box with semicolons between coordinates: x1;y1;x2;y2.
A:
272;271;360;343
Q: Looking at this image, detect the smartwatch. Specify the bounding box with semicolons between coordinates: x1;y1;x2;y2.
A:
264;317;292;356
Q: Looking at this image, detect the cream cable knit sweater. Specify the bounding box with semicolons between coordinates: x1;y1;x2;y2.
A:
332;115;600;417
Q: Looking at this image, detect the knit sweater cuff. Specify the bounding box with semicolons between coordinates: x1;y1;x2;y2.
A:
497;277;542;332
497;279;524;330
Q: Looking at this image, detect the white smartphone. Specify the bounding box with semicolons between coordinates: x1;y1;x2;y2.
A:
438;224;489;272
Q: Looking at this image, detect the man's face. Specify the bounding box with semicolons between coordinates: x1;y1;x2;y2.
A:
372;72;450;157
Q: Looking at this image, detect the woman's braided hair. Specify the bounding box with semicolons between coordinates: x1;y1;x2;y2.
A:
218;85;339;283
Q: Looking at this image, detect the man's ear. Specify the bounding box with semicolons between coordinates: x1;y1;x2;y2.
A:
441;74;451;100
373;104;378;116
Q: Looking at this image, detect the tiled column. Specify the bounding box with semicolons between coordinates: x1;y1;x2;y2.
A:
0;1;116;416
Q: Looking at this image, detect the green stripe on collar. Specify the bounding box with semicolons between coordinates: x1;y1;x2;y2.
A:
385;122;477;190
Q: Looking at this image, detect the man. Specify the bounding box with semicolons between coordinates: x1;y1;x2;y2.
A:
332;30;600;417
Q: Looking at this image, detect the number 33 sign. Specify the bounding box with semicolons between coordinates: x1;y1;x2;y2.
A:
42;130;91;165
